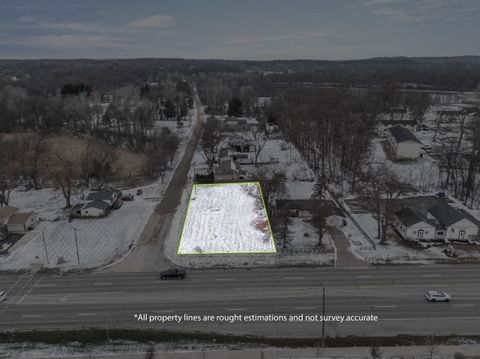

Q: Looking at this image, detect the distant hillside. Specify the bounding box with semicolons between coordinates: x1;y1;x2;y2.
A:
1;56;479;92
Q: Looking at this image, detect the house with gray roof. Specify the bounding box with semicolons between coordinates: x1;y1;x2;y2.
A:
386;125;422;159
86;188;122;209
275;199;346;226
426;202;478;241
394;207;436;241
394;202;479;242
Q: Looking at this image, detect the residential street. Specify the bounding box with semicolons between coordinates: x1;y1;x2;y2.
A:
1;264;479;337
104;103;204;272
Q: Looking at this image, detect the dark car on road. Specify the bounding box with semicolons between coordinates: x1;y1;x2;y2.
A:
160;268;186;280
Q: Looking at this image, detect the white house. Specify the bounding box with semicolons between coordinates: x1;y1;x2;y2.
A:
214;159;246;182
378;119;417;137
80;200;109;217
6;212;38;233
426;203;478;241
386;126;422;159
86;188;122;209
395;203;479;242
394;207;436;241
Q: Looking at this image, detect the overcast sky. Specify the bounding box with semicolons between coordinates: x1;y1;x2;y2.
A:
0;0;479;60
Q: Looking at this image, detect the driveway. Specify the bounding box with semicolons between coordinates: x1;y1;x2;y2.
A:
329;226;368;267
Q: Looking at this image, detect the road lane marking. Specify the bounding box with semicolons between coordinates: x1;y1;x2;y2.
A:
373;305;398;308
94;282;113;285
77;313;98;316
17;277;43;305
453;304;475;307
355;275;373;279
35;284;55;287
21;314;42;318
215;279;235;282
284;277;305;280
421;274;440;278
359;285;379;288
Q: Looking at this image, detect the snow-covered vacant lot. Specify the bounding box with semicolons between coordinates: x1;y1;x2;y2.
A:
178;183;276;254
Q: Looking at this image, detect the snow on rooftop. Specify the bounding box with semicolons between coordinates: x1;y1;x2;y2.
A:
178;182;276;254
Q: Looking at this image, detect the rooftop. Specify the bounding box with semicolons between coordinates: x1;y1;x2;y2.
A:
388;125;421;144
86;189;121;202
276;199;345;217
83;200;110;211
7;212;34;225
0;206;19;219
428;202;468;227
395;207;431;227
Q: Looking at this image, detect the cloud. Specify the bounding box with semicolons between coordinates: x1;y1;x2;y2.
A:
128;14;175;29
350;0;462;23
16;15;43;22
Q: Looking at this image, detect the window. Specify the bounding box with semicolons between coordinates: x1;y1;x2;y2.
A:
425;231;428;234
413;231;417;234
437;231;444;235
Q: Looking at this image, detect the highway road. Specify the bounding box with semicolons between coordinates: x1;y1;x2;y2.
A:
0;265;479;337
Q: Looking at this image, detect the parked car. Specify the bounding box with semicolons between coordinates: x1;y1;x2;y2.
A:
122;194;134;201
160;268;186;280
136;189;143;196
0;291;6;302
436;192;448;198
425;290;451;302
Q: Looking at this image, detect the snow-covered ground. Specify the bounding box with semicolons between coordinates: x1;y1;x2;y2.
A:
369;138;440;193
341;197;480;264
165;133;334;268
0;109;199;271
178;183;276;254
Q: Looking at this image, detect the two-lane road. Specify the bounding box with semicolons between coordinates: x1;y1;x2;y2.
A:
1;265;479;337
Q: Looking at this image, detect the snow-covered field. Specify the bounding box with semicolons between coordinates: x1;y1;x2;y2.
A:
0;109;198;271
165;133;334;267
178;183;276;254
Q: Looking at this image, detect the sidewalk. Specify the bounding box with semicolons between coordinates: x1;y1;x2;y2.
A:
17;344;479;359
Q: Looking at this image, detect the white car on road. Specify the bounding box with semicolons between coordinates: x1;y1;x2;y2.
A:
0;291;6;302
425;291;451;302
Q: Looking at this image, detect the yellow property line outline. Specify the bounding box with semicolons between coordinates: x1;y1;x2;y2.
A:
177;181;277;255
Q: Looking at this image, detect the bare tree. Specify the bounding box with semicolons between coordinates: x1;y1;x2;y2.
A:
80;141;118;189
49;150;79;208
310;213;330;246
0;137;20;207
149;148;169;183
199;116;222;172
362;163;412;243
17;134;48;189
249;126;267;166
256;165;287;215
272;210;293;250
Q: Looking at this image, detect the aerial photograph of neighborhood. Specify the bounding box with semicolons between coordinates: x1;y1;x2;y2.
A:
1;0;480;358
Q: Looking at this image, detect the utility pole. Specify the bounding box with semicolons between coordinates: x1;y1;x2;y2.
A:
322;287;326;347
41;231;49;264
73;228;80;265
